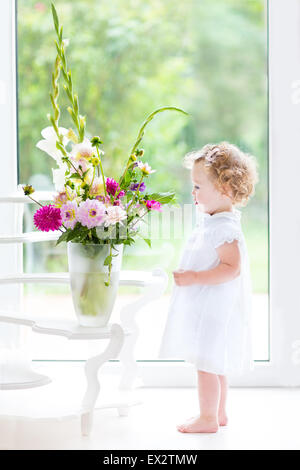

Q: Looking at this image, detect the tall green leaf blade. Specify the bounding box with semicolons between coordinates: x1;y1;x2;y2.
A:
51;3;59;34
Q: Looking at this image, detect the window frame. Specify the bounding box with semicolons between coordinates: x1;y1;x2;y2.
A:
0;0;23;349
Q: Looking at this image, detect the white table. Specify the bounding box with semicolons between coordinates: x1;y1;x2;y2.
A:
0;268;168;436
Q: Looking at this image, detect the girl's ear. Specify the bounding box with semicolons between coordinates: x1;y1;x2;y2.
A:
221;183;233;200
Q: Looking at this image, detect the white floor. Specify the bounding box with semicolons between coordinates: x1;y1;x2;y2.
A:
0;363;299;450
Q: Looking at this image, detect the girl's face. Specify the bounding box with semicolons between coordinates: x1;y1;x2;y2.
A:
191;160;231;212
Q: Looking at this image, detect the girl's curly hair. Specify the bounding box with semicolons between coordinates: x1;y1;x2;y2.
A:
183;141;259;207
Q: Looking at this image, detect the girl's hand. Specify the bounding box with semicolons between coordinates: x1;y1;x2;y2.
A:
172;269;197;286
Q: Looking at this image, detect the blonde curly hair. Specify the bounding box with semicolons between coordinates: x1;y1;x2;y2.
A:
183;141;259;207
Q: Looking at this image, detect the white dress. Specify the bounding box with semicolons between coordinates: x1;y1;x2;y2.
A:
158;208;253;376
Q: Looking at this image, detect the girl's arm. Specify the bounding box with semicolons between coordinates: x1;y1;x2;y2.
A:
173;240;241;286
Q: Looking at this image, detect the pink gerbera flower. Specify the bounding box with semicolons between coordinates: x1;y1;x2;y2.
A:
60;200;78;229
33;204;62;232
146;200;162;212
77;199;106;229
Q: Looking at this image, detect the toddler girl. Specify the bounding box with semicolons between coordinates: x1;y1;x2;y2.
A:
158;142;258;433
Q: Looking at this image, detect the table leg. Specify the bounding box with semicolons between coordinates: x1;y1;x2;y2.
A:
119;268;168;391
81;323;124;436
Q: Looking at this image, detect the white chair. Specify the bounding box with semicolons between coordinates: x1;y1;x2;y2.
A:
0;188;168;435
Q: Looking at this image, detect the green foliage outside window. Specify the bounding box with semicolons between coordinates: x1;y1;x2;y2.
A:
17;0;267;292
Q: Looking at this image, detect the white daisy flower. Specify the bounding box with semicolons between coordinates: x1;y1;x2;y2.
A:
136;161;156;175
104;206;127;227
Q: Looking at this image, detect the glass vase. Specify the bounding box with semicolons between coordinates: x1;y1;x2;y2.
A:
67;242;123;327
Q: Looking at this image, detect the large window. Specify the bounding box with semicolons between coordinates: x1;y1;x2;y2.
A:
16;0;268;363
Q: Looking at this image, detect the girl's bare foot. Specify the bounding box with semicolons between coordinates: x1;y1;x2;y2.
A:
176;416;219;433
184;413;228;426
218;413;228;426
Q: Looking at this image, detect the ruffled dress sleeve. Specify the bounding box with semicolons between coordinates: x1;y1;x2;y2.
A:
210;222;242;249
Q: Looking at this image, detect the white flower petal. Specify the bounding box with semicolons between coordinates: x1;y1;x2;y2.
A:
41;126;68;140
36;139;65;165
52;165;67;191
104;206;127;226
70;137;94;158
36;139;59;160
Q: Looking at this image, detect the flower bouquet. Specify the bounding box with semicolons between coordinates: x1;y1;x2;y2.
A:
23;3;187;327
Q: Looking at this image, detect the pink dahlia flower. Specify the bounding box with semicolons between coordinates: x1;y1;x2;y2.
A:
146;200;162;212
77;199;106;229
33;204;62;232
60;200;78;229
106;178;125;198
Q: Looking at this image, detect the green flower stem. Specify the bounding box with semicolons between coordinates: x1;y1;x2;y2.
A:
126;175;144;213
118;106;188;189
27;195;43;208
69;159;84;179
89;167;96;195
49;53;65;145
118;159;135;190
106;245;112;287
51;3;85;142
130;208;148;231
135;177;144;198
95;145;107;197
111;160;136;204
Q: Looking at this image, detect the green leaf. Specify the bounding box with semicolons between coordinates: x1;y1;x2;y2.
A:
63;85;73;102
55;141;67;157
68;173;82;179
142;238;151;248
56;230;69;245
54;40;61;58
79;122;85;143
123;237;135;246
60;223;89;244
124;171;132;186
73;95;79;113
67;107;78;126
81;170;89;178
49;93;55;109
51;3;59;34
61;67;68;82
104;254;112;266
145;191;176;204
